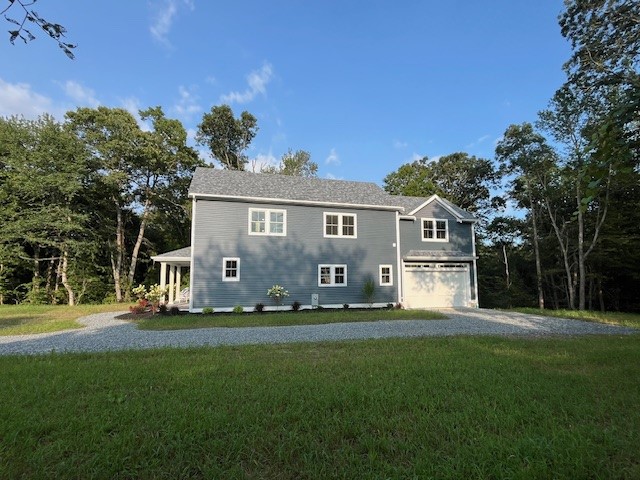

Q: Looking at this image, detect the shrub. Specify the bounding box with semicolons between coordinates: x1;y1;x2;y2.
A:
343;303;350;310
158;304;168;315
255;303;265;313
233;305;244;314
128;304;146;315
202;307;214;315
387;303;394;309
169;306;180;316
362;278;376;305
267;284;289;309
395;302;403;310
291;301;301;311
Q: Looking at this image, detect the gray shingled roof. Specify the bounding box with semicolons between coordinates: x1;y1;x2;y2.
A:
188;167;476;220
152;247;191;259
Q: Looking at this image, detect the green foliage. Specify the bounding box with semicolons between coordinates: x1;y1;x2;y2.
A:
291;301;301;311
202;307;214;315
2;337;640;478
262;149;318;177
232;305;244;314
267;284;289;307
362;278;376;305
254;303;265;313
196;105;258;170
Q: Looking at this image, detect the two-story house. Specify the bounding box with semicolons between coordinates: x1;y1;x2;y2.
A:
152;167;479;311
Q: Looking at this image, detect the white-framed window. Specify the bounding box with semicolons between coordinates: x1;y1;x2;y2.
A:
422;218;448;242
379;265;393;286
222;257;240;282
249;208;286;236
318;264;347;287
323;212;357;238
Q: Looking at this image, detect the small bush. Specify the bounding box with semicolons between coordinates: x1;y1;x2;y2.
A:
343;303;350;310
169;306;180;316
128;304;146;315
395;302;403;310
291;301;301;311
233;305;244;314
158;304;168;315
202;307;214;315
363;278;376;305
387;303;394;309
255;303;265;313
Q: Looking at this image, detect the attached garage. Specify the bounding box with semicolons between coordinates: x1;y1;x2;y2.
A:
403;262;471;309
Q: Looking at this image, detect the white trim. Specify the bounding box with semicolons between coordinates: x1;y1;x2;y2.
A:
399;215;416;221
190;302;394;313
395;210;403;304
404;255;476;262
407;194;472;221
248;207;287;236
188;198;197;311
222;257;240;282
318;264;348;287
323;212;358;238
151;256;190;263
379;264;393;286
189;192;403;212
421;218;449;242
471;223;479;308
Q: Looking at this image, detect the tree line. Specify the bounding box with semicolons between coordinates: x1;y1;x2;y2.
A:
1;0;638;311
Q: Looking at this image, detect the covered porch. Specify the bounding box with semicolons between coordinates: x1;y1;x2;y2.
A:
151;246;191;307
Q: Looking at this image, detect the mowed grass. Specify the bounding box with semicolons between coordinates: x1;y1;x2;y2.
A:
1;336;639;479
512;308;640;329
134;308;446;330
0;304;132;336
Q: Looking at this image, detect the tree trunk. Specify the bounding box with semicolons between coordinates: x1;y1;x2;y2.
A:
576;182;587;310
60;248;75;306
502;244;511;289
112;198;125;302
127;199;151;288
32;246;41;294
529;195;544;309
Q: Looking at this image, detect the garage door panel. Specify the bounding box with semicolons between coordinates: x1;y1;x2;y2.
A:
403;264;469;308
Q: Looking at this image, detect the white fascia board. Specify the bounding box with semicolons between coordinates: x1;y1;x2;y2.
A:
407;194;476;223
150;256;190;263
189;192;404;212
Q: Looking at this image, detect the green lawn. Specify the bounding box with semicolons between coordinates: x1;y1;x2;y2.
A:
1;335;639;479
134;308;446;330
0;304;132;336
512;308;640;329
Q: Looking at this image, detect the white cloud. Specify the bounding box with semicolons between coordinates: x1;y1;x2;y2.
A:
325;173;344;180
220;63;273;104
393;139;408;149
251;152;279;172
61;80;100;107
173;85;201;119
150;0;194;46
410;152;424;162
465;134;491;149
325;148;340;165
0;78;56;119
119;96;153;131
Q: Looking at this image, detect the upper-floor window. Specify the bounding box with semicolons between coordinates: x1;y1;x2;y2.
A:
324;212;357;238
249;208;286;236
422;218;448;242
222;257;240;282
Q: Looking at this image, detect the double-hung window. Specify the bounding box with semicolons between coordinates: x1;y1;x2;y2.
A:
324;213;357;238
249;208;286;236
422;218;448;242
318;264;347;287
222;257;240;282
379;265;393;286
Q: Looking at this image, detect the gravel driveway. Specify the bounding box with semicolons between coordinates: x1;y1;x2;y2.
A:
0;308;636;356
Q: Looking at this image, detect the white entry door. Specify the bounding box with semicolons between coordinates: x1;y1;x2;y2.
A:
403;263;470;308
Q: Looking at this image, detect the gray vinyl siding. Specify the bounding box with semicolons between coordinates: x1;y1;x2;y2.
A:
399;202;473;255
191;199;398;309
398;202;477;302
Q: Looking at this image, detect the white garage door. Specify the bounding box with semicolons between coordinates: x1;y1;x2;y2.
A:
403;263;470;308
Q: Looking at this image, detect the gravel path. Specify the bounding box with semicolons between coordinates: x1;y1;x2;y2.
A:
0;308;636;356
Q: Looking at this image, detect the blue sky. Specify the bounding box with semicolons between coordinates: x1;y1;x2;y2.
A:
1;0;571;185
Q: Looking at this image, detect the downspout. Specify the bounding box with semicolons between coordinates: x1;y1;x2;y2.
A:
471;223;479;308
188;197;197;312
395;210;403;306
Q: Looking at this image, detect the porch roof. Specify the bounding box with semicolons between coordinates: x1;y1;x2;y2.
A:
151;246;191;264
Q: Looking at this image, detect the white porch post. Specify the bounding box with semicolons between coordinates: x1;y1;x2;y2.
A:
176;267;182;302
168;265;175;304
160;262;167;304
